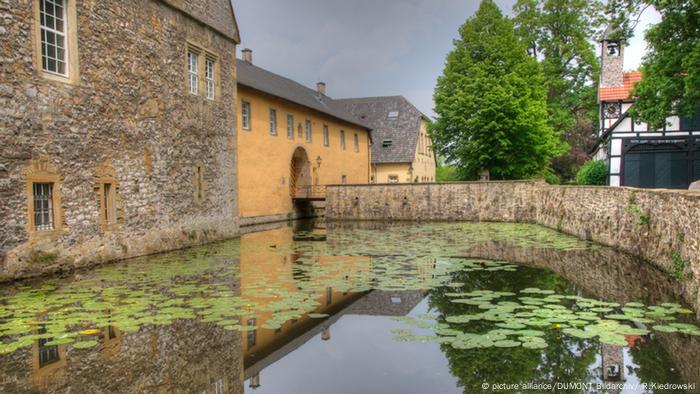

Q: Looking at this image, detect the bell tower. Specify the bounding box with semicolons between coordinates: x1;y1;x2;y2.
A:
600;26;625;88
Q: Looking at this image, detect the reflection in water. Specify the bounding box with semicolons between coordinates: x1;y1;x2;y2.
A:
0;220;698;393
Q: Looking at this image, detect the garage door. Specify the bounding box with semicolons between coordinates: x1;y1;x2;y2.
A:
623;151;688;189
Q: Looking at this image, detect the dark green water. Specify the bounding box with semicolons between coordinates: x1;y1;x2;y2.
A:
0;220;698;393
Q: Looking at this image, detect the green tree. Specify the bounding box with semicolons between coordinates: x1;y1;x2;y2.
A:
513;0;605;181
431;0;567;180
607;1;700;129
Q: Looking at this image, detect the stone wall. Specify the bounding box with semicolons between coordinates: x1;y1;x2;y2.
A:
326;181;700;311
0;0;239;280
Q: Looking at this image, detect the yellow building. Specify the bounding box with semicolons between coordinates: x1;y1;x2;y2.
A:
338;96;436;183
236;50;372;225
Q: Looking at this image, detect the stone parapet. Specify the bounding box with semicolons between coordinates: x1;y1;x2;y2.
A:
326;181;700;312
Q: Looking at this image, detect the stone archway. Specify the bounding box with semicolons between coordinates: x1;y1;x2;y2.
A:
290;147;311;198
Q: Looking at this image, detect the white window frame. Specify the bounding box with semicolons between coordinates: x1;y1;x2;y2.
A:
188;50;199;95
305;120;312;143
33;183;55;231
205;57;215;100
241;101;251;130
39;0;69;77
287;114;294;139
323;125;329;147
269;108;277;135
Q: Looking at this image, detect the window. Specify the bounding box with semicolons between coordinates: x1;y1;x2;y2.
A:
287;114;294;139
33;183;54;231
340;130;346;150
607;41;620;57
388;175;399;183
269;108;277;135
214;380;223;394
205;57;215;100
382;139;393;148
305;120;312;142
247;318;256;349
326;287;332;305
388;111;399;119
680;108;700;131
39;0;68;76
188;50;198;95
354;133;360;152
102;183;114;224
241;101;251;130
341;175;347;185
38;326;59;368
193;165;205;203
323;125;329;146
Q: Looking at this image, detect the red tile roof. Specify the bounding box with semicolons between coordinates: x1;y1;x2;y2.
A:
599;72;642;101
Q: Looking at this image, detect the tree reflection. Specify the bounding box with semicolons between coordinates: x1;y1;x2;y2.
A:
428;268;598;392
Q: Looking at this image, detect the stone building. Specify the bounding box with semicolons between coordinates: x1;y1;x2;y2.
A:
236;50;372;226
0;0;241;279
592;27;700;188
338;96;436;184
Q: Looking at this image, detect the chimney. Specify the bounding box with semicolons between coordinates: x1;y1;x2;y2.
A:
242;48;253;64
316;82;326;95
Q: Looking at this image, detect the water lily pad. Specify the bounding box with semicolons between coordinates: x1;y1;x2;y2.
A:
73;340;98;349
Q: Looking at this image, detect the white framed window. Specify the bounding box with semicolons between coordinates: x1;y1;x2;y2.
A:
287;114;294;139
188;50;199;95
388;175;399;183
205;57;215;100
39;0;68;76
323;125;329;146
305;120;312;143
241;101;251;130
354;133;359;152
388;111;399;119
269;108;277;135
340;130;346;150
33;183;55;231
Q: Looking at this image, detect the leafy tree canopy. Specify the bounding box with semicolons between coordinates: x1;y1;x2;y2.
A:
431;0;567;180
513;0;605;181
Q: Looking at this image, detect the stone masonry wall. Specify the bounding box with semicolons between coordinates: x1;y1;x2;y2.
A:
326;181;700;312
0;0;239;280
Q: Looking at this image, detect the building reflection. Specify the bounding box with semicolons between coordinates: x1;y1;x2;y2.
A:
0;301;244;393
243;288;427;390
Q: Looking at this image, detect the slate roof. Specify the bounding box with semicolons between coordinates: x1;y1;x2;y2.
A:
236;60;371;131
599;72;642;101
336;96;425;164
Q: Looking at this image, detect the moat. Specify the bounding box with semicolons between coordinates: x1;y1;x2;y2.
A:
0;220;698;393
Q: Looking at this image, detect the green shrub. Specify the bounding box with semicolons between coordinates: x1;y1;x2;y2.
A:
575;160;608;185
29;250;58;265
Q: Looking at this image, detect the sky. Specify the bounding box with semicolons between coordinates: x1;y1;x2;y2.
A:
234;0;661;118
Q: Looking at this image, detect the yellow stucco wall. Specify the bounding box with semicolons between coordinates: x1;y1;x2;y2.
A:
237;86;371;219
372;119;436;184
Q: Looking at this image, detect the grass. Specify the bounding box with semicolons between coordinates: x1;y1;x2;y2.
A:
29;250;58;265
669;250;688;280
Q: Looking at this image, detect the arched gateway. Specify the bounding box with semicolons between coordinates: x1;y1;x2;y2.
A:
290;147;312;199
